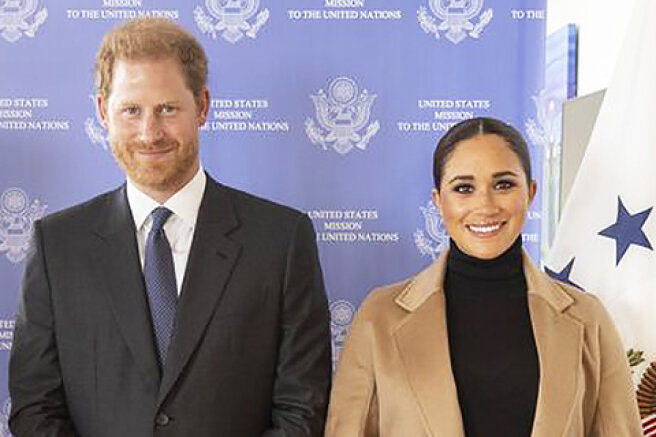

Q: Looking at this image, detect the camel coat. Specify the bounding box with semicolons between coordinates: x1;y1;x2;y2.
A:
326;250;642;437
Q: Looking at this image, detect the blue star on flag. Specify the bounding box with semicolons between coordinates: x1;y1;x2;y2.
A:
598;196;653;265
545;257;583;290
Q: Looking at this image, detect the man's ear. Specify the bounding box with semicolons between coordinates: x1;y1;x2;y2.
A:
197;87;210;126
95;93;109;128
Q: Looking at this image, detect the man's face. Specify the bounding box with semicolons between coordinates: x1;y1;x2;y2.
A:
97;57;208;198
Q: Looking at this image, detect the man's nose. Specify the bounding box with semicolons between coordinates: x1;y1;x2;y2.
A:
139;113;163;143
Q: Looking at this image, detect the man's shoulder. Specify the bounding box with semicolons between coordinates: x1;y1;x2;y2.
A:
39;186;123;230
205;181;316;254
214;182;306;223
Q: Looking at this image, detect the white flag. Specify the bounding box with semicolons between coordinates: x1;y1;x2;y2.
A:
547;0;656;430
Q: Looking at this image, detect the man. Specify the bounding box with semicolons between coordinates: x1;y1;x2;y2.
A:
9;18;331;437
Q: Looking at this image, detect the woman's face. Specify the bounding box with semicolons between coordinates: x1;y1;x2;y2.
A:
432;133;536;260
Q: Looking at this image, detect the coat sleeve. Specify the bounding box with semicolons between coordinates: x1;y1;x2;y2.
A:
325;292;379;437
262;214;332;437
8;221;79;437
590;296;643;436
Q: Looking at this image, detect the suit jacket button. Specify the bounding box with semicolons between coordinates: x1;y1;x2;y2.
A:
155;412;171;426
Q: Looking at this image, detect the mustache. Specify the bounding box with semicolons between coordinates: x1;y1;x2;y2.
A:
130;139;178;151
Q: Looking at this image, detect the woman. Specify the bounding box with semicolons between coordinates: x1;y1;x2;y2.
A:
325;117;642;436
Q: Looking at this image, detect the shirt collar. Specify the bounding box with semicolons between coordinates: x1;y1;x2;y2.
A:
126;166;206;231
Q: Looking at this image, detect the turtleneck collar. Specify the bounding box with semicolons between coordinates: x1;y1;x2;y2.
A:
446;237;526;297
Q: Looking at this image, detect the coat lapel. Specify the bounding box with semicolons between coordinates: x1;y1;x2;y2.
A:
523;254;584;437
91;187;161;388
392;254;465;437
157;179;241;406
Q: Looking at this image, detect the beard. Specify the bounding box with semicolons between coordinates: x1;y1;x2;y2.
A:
110;136;199;194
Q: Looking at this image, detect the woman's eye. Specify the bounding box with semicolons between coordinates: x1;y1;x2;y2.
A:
495;180;516;190
453;184;474;194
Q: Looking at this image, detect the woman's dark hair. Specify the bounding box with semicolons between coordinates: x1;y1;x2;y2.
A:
433;117;532;191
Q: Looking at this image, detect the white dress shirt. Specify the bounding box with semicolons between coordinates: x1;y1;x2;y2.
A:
126;167;206;296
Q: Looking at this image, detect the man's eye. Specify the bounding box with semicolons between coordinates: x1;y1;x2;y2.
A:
453;184;474;194
161;105;177;114
123;107;140;115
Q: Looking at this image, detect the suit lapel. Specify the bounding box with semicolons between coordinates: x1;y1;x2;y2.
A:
157;179;241;406
393;255;465;437
91;187;161;387
523;254;583;437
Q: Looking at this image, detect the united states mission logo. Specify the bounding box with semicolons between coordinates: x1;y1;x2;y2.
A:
305;76;380;156
414;200;449;260
417;0;492;44
0;0;47;43
194;0;269;44
0;187;46;264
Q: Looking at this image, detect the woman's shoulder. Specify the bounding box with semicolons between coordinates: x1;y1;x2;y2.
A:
356;258;445;326
360;277;413;309
541;272;613;326
354;277;417;326
524;253;611;326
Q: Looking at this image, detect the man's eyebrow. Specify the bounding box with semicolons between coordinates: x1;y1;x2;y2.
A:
447;175;474;184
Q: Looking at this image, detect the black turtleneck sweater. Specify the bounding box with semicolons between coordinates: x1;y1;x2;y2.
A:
445;238;539;437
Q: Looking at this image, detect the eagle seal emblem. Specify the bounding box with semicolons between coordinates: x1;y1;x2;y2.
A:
84;95;110;151
0;187;46;264
418;0;492;44
194;0;269;44
330;299;356;371
0;398;11;437
0;0;47;43
414;200;449;260
637;360;656;431
305;77;380;155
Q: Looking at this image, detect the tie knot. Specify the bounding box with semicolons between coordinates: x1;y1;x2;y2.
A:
150;207;172;233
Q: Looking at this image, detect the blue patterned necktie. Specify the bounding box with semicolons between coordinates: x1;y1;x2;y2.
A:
144;207;177;369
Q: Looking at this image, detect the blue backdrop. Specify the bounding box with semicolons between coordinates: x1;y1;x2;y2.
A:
0;0;546;429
